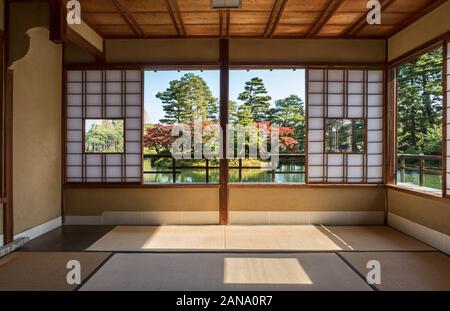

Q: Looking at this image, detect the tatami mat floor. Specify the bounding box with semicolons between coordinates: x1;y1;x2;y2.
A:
0;225;449;291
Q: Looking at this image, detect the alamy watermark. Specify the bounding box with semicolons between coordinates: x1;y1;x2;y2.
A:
66;0;81;25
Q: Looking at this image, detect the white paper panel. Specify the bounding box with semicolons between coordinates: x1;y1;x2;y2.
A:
348;155;363;166
348;70;364;81
308;94;323;106
308;118;323;129
67;83;82;94
348;95;363;106
86;71;102;81
68;95;82;106
67;154;82;166
67;130;82;142
308;70;323;81
66;69;142;183
327;154;343;165
309;82;323;93
106;154;122;166
307;69;383;183
308;130;323;141
328;82;343;93
86;83;102;93
67;71;82;82
368;71;383;82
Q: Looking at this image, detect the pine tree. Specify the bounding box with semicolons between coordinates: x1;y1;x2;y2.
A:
397;48;442;155
237;77;272;122
157;73;218;124
270;95;305;152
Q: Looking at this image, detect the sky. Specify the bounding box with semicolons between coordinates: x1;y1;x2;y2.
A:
144;69;306;124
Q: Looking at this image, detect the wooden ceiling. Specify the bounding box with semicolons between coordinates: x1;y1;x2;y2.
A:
79;0;448;39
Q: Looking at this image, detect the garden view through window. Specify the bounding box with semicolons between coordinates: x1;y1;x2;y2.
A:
143;69;306;183
228;69;305;183
396;47;443;193
84;119;124;153
325;119;365;153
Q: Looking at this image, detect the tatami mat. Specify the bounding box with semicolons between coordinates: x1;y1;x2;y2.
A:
340;252;450;291
80;253;372;291
87;225;226;252
225;225;346;251
86;225;433;252
0;252;111;291
321;226;435;251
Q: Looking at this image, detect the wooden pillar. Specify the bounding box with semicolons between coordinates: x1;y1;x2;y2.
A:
219;39;229;225
3;0;13;245
3;70;13;244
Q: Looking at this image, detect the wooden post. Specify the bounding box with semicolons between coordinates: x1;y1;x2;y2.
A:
205;159;209;183
400;156;405;183
419;157;424;187
238;158;242;182
172;157;176;183
4;70;13;244
219;39;229;225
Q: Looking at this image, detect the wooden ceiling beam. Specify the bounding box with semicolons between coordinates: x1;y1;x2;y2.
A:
164;0;186;37
306;0;344;38
344;0;395;37
111;0;144;36
263;0;288;37
171;0;186;36
226;9;230;37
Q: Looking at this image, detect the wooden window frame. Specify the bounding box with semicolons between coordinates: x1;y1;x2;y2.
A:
63;62;387;189
387;41;448;199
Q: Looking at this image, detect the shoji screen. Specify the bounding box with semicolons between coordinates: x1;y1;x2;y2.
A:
66;70;142;183
307;69;384;183
446;42;450;196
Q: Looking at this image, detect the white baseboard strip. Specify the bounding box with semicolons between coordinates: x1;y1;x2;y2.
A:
14;217;62;241
1;217;62;245
388;212;450;255
65;211;220;226
229;211;385;225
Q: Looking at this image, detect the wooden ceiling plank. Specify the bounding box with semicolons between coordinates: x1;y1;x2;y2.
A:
344;0;395;37
111;0;144;36
306;0;344;38
387;0;448;37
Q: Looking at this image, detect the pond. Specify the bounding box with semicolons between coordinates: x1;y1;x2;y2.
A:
143;158;305;183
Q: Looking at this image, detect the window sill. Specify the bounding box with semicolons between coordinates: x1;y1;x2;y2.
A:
386;184;449;202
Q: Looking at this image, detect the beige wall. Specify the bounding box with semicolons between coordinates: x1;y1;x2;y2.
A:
64;188;219;216
230;39;386;64
387;189;450;236
229;187;385;211
388;1;450;61
9;2;49;65
106;39;220;63
10;27;62;234
65;42;97;63
105;38;386;64
64;186;385;216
